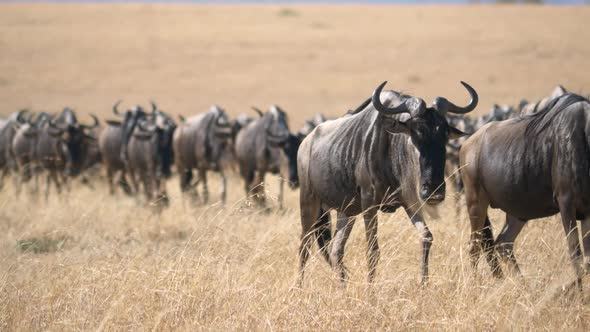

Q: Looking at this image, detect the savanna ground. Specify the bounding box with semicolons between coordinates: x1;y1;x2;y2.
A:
1;3;590;330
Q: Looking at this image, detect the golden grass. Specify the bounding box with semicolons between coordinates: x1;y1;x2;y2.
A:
1;3;590;330
1;175;589;330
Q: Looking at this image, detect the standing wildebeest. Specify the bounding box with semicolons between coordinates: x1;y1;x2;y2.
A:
461;93;590;290
0;110;28;189
297;81;477;286
12;112;53;195
36;108;99;200
127;107;176;208
99;101;151;195
235;105;301;209
173;105;233;205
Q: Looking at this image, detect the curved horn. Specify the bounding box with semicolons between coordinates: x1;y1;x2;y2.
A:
371;81;425;117
112;100;123;116
16;109;29;123
81;114;99;129
251;107;263;117
433;81;478;115
150;100;158;113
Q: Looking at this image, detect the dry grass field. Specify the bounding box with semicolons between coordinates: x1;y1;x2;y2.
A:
1;3;590;331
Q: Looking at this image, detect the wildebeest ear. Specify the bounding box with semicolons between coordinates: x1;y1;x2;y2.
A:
449;126;469;140
106;120;121;127
386;121;410;135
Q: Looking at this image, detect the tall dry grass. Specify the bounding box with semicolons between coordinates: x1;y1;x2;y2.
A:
0;173;589;330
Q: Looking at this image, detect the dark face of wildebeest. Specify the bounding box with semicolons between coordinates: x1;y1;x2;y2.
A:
264;106;301;189
48;110;99;176
111;100;151;151
268;132;301;189
137;110;177;178
373;81;474;203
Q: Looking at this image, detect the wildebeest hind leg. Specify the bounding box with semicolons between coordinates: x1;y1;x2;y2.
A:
495;214;526;277
465;189;501;277
558;198;583;290
315;207;332;266
330;212;355;284
219;170;227;205
198;169;209;204
297;193;322;287
363;206;380;283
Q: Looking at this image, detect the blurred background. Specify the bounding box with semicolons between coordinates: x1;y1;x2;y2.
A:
1;2;589;127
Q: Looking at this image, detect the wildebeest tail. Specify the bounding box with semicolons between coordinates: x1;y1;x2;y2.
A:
314;207;332;264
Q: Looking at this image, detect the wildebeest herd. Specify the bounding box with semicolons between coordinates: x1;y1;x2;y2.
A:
1;81;587;291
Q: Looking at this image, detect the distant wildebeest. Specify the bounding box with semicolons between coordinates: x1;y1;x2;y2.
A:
173;105;233;205
235;105;301;209
519;85;568;115
35;107;99;200
297;81;477;286
127;105;176;209
99;101;151;195
461;93;590;290
12;112;53;195
0;109;29;189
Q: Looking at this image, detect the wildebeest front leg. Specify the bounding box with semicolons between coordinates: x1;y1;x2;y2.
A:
330;212;355;283
297;192;322;287
405;208;433;284
278;176;284;210
219;170;227;205
198;168;209;204
363;206;380;283
494;214;526;276
106;168;115;195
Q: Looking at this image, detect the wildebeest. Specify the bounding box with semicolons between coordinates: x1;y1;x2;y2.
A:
35;108;99;200
173;105;233;205
235;105;301;209
12;112;53;195
99;101;151;195
0;110;29;189
127;106;176;209
460;93;590;289
297;81;477;286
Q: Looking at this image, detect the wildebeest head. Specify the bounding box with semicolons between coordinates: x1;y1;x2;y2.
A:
372;81;477;204
207;105;233;167
48;109;99;176
264;105;300;189
111;100;151;145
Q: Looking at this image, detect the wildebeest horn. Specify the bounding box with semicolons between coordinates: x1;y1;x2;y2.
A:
112;100;123;116
81;114;99;129
16;109;29;123
150;100;158;113
251;107;263;117
372;81;426;117
178;114;186;123
433;81;478;115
